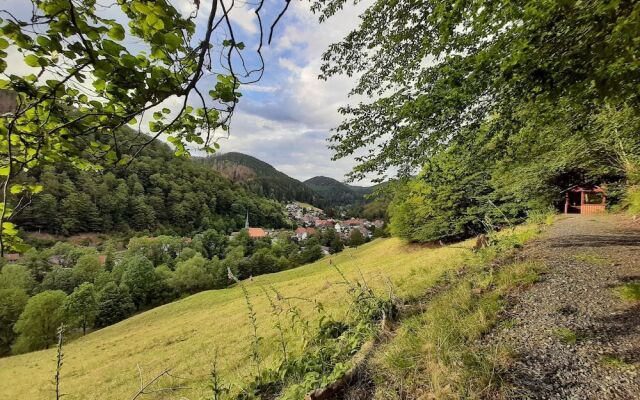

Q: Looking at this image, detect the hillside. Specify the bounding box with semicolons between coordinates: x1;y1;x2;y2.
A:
201;152;321;205
0;235;497;399
12;137;287;236
303;176;374;207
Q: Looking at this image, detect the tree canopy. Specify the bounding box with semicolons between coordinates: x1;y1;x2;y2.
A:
315;0;640;241
0;0;294;254
314;0;640;181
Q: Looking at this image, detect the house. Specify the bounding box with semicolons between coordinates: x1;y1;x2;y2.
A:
563;185;606;215
302;215;318;227
344;218;365;228
294;227;316;241
373;220;385;229
248;227;268;238
315;219;335;229
3;253;20;263
98;255;107;265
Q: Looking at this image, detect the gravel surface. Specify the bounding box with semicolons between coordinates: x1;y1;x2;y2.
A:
484;215;640;399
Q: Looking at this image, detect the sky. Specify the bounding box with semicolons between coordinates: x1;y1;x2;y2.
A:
197;0;371;184
1;0;372;184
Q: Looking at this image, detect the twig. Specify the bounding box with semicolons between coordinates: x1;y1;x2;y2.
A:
54;324;65;400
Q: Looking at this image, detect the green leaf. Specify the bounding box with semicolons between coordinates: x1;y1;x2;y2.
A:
0;38;8;50
107;25;125;41
93;79;106;91
146;14;158;27
164;33;180;50
9;184;24;194
24;54;40;67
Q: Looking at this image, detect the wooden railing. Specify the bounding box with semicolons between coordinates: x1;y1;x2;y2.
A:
581;204;606;215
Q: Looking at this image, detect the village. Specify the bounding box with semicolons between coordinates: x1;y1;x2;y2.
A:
241;202;385;244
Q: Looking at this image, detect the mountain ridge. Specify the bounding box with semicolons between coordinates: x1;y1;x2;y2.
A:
201;152;322;205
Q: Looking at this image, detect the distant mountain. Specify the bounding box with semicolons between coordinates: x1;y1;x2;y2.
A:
201;152;321;205
303;176;375;207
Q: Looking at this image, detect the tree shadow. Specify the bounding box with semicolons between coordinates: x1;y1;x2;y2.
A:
576;303;640;364
549;234;640;248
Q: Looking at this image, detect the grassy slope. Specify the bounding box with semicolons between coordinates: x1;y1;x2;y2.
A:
0;228;539;400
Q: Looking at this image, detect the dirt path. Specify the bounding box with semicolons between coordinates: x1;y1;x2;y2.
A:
485;215;640;399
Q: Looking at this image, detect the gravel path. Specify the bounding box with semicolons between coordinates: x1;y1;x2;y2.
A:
485;215;640;399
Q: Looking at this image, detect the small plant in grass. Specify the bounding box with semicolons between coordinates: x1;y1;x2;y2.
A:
210;348;229;400
573;252;610;266
233;263;396;399
228;268;263;374
615;282;640;302
601;355;635;369
553;327;578;345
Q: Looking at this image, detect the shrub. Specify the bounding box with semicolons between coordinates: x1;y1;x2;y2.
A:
95;282;135;327
12;290;67;354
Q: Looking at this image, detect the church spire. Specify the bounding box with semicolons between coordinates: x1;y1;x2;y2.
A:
245;211;249;229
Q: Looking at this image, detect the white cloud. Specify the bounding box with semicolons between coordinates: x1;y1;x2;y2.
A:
216;1;378;183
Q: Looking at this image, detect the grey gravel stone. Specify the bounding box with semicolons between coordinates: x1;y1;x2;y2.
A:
482;215;640;400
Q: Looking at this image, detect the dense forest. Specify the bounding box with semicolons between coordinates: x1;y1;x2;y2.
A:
12;140;289;237
303;176;372;206
201;152;322;205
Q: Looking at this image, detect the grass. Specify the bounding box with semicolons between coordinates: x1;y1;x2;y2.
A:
573;252;611;267
622;185;640;215
365;227;548;399
601;355;634;369
553;327;578;345
614;282;640;302
0;224;544;400
0;237;473;399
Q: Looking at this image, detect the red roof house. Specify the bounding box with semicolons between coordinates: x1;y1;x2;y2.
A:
247;228;268;238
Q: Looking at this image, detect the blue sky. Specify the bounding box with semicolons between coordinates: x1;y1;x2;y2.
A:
2;0;372;183
166;0;372;183
194;0;371;184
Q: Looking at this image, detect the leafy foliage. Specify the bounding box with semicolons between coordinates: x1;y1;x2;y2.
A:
63;282;98;335
12;290;67;354
314;0;640;241
0;288;28;355
0;0;294;253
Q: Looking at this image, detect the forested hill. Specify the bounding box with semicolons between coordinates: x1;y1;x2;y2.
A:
13;140;288;237
200;152;321;205
303;176;375;207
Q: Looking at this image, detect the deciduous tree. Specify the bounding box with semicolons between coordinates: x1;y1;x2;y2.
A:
12;290;67;353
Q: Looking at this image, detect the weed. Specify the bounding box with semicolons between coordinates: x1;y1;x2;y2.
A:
553;327;578;345
614;282;640;302
601;355;635;369
210;348;229;400
369;258;546;398
574;252;610;266
228;268;262;374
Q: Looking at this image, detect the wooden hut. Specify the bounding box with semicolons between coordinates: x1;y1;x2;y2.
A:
563;185;606;215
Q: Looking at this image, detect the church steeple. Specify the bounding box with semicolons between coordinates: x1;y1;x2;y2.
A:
245;211;249;229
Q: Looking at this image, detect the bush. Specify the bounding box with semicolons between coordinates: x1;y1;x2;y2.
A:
95;282;135;327
169;255;213;294
12;290;67;354
0;264;35;292
0;288;29;356
622;186;640;215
